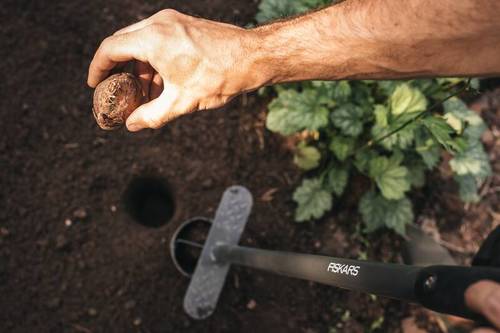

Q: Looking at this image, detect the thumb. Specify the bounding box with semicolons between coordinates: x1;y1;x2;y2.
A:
125;89;177;131
465;280;500;329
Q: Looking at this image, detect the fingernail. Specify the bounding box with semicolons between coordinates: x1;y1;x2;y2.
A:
127;123;141;132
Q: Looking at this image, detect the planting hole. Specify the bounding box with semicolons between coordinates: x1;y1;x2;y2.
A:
123;176;175;228
170;217;211;277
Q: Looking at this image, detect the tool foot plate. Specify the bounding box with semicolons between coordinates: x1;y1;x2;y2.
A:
183;186;252;319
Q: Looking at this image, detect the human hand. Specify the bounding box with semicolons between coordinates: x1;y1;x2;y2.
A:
87;9;265;131
465;280;500;332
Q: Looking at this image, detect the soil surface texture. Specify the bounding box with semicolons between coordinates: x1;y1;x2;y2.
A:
1;1;499;332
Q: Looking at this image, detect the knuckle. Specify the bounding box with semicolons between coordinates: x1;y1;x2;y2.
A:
98;36;113;53
102;35;114;46
151;9;180;22
158;9;179;18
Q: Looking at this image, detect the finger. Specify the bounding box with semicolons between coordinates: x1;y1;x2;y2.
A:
472;328;497;333
113;18;151;36
126;91;172;131
87;31;146;88
134;62;154;100
465;280;500;329
126;85;193;131
150;72;164;100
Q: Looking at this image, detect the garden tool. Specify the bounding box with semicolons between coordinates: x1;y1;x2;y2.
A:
172;186;500;326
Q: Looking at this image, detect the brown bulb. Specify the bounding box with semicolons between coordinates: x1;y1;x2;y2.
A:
92;73;142;130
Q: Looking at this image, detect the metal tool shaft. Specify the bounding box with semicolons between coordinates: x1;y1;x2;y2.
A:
213;244;420;302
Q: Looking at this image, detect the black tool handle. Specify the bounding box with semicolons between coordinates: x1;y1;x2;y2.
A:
415;265;500;325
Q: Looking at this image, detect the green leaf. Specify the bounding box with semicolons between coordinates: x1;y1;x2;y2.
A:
329;136;356;161
326;166;349;196
311;80;351;104
454;174;480;203
293;178;333;222
377;81;399;96
354;150;378;174
443;97;471;119
256;0;329;22
256;0;307;22
437;78;465;85
469;78;480;90
359;191;414;236
406;162;426;188
443;97;487;142
444;113;463;133
310;81;336;107
394;125;416;149
421;116;463;153
368;154;411;200
266;89;329;135
372;121;416;151
330;103;365;137
412;79;442;97
464;120;487;142
332;81;352;102
371;111;418;151
418;145;440;169
294;143;321;170
415;128;441;169
351;82;375;108
390;84;427;115
373;105;389;128
449;142;491;179
371;125;398;150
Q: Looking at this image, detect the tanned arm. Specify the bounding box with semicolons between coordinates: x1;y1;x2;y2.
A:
253;0;500;83
87;0;500;131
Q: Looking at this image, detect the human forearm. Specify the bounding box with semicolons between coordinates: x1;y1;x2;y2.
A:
248;0;500;84
87;1;500;131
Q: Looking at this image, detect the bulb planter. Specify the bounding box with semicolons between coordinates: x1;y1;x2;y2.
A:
172;186;500;327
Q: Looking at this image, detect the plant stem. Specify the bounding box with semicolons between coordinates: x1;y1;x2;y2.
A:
357;79;472;153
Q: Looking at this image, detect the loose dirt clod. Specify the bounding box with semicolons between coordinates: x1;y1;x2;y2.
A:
92;73;142;130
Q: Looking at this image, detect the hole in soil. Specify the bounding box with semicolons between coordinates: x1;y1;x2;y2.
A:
123;176;175;228
170;217;211;277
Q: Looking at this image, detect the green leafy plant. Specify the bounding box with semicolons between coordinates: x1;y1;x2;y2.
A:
256;0;491;235
256;0;332;23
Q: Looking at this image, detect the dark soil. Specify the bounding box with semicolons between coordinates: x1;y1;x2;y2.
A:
1;1;499;333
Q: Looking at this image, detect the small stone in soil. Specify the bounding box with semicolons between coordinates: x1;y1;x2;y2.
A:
124;300;136;310
88;308;98;316
73;208;88;220
110;205;117;213
246;299;257;310
55;235;70;251
182;319;191;328
0;227;9;237
133;318;142;326
37;239;49;247
77;260;86;270
64;219;72;227
201;178;214;189
46;297;61;309
18;207;28;217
